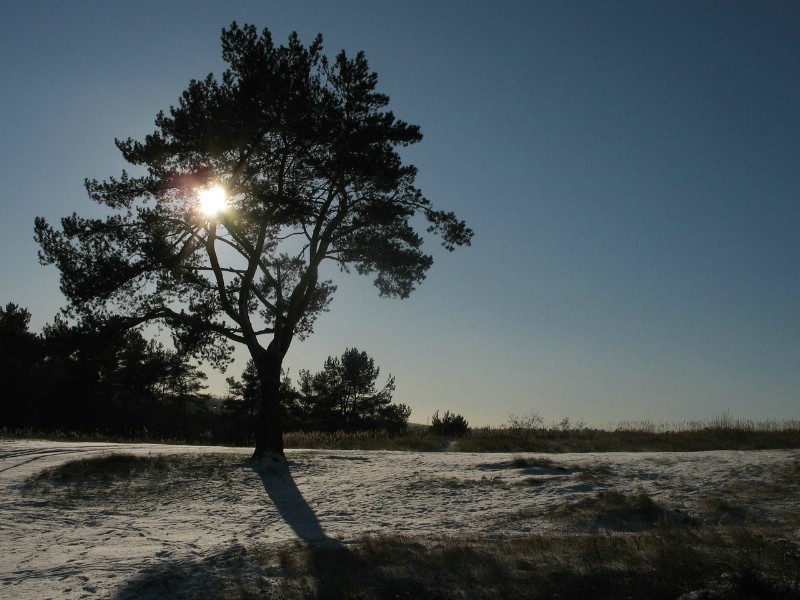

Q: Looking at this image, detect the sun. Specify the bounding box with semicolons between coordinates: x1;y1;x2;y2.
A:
197;184;228;216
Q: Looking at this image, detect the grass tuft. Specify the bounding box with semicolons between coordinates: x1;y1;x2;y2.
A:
509;456;556;469
32;453;170;481
22;452;248;506
550;490;695;532
575;464;614;481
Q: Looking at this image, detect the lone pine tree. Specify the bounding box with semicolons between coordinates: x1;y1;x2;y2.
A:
35;23;472;459
297;348;410;433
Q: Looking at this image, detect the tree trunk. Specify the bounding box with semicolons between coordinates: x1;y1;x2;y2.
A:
251;348;285;460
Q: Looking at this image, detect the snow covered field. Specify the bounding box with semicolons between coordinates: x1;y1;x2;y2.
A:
1;439;797;599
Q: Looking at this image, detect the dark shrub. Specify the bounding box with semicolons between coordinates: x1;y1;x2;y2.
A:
431;410;470;437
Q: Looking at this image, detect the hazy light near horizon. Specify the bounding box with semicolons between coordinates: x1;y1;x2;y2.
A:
197;184;228;216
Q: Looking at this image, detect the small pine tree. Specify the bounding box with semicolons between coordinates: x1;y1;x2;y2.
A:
430;410;470;437
296;348;410;432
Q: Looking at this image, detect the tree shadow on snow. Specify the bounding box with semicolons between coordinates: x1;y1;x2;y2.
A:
112;456;368;599
250;456;339;544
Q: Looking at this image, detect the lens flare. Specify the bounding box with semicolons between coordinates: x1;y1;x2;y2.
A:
197;185;228;216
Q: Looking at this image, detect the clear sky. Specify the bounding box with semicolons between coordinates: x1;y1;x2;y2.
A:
2;1;798;427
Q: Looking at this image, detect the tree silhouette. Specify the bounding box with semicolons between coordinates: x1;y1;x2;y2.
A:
430;410;470;437
225;359;262;420
0;304;43;427
298;347;409;432
34;23;471;458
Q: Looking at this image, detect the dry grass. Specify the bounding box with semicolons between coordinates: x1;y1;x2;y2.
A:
280;418;800;453
698;497;752;525
22;452;249;506
549;490;698;532
454;424;800;453
115;529;800;599
781;459;800;485
575;464;614;481
284;430;449;452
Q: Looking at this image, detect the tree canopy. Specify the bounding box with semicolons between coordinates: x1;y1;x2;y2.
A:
35;23;472;457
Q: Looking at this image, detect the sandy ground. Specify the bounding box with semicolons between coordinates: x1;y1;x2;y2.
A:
1;439;798;599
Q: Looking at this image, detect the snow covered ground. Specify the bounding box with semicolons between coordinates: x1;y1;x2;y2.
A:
1;439;797;599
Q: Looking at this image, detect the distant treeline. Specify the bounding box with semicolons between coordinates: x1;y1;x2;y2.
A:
0;303;413;444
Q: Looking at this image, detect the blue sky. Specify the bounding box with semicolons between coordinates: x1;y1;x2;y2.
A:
2;1;798;426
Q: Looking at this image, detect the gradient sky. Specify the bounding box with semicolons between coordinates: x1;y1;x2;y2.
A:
2;1;798;427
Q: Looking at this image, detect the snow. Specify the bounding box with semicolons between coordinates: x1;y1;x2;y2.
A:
1;439;797;599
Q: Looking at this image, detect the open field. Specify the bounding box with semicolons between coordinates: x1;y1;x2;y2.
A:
1;439;799;599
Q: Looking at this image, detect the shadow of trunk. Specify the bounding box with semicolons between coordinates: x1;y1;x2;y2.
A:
251;457;372;598
249;457;339;545
115;457;373;599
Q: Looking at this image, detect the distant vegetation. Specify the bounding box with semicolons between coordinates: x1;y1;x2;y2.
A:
4;417;800;453
451;415;800;453
279;417;800;452
430;410;470;437
226;348;411;437
0;303;411;444
4;303;798;452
